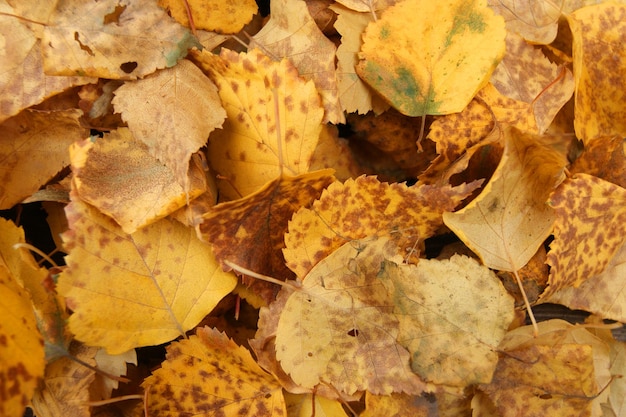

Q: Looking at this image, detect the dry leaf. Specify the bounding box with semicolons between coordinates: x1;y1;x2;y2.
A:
284;392;349;417
379;255;515;386
192;48;324;200
357;0;505;116
144;327;286;417
70;129;208;234
57;195;237;354
42;0;198;79
488;0;561;44
544;174;626;294
443;126;567;271
569;3;626;142
112;59;226;189
158;0;257;33
276;237;426;395
198;170;335;304
251;0;342;123
284;175;481;278
0;109;87;209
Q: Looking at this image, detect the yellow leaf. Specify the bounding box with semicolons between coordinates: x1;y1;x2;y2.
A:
276;237;426;395
192;48;324;200
488;0;561;44
71;129;207;234
31;343;97;417
0;249;45;417
158;0;257;34
379;255;515;386
334;0;397;12
251;0;343;123
57;195;237;354
112;60;226;188
42;0;198;79
569;3;626;142
284;175;481;278
284;392;348;417
0;109;87;209
477;320;611;417
329;4;389;115
542;241;626;322
443;126;567;271
544;174;626;293
356;0;505;116
144;327;286;417
198;170;335;305
490;33;574;134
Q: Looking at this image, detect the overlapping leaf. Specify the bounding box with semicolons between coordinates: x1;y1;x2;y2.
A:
251;0;342;123
544;174;626;294
191;48;324;200
158;0;257;33
276;238;426;395
42;0;198;79
71;129;207;234
379;255;515;386
357;0;506;116
112;59;226;188
284;175;481;279
198;170;335;304
0;109;87;209
57;195;237;354
488;0;561;44
144;327;286;417
443;126;567;271
569;3;626;142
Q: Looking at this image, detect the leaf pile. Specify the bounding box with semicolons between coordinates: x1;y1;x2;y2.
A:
2;0;626;416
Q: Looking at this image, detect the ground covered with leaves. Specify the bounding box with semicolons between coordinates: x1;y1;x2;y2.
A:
2;0;626;416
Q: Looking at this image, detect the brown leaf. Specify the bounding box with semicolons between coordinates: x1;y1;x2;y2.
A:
198;170;335;304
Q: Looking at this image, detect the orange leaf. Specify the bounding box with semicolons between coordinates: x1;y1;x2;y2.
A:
158;0;257;34
144;327;286;417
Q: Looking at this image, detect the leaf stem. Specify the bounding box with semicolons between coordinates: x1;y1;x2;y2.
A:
13;243;59;268
512;268;538;336
223;260;301;291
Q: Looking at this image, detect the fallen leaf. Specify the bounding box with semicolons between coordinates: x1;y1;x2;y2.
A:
0;109;88;209
568;3;626;142
488;0;561;44
30;343;97;417
490;33;574;133
191;48;324;200
476;320;611;417
443;126;567;271
42;0;199;79
251;0;343;123
112;59;226;188
379;255;515;386
57;194;237;354
276;237;426;395
198;170;335;304
544;174;626;293
0;245;45;417
356;0;506;116
284;392;348;417
284;175;481;278
334;0;397;12
570;136;626;188
158;0;257;33
71;129;208;234
331;4;389;115
143;326;286;417
541;240;626;322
